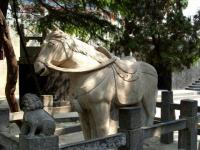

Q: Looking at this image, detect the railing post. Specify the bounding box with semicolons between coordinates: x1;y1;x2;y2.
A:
160;91;175;144
118;106;143;150
199;142;200;150
19;135;59;150
0;107;9;132
178;100;198;150
0;107;9;150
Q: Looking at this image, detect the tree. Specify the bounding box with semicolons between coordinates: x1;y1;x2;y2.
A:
22;0;200;90
0;3;20;113
111;1;200;90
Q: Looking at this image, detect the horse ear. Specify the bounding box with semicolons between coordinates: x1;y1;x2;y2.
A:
52;25;59;31
46;28;52;34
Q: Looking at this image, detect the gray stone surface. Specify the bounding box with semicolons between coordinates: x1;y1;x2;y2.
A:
119;107;143;150
178;100;198;150
19;135;59;150
59;133;126;150
160;91;175;144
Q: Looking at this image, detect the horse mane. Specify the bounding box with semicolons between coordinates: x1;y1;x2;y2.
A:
46;29;109;63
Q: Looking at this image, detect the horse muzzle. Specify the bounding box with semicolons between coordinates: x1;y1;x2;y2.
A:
34;61;49;76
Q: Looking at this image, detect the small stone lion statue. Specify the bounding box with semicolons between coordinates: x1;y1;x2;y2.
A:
20;93;56;137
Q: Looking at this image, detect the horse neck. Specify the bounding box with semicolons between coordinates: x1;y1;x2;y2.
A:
58;51;100;69
70;38;109;64
58;35;108;68
71;52;101;67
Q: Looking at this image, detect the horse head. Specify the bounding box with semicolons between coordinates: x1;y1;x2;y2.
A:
34;28;111;75
34;28;74;76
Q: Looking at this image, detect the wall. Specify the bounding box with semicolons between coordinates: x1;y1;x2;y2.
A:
172;61;200;89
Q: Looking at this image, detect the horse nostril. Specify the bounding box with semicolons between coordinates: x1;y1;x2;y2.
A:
38;68;45;75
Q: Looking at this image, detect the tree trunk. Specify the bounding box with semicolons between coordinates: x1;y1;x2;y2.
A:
0;0;9;59
0;10;20;112
155;64;172;91
151;34;172;91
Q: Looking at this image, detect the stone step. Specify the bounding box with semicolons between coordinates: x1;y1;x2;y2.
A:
157;95;200;103
188;85;200;88
158;90;198;96
195;80;200;83
192;83;200;86
185;87;200;91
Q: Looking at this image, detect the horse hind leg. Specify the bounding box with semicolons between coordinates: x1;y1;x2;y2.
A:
109;102;119;135
91;102;111;138
142;89;157;126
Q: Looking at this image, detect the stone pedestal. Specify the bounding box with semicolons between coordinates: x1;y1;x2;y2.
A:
19;135;59;150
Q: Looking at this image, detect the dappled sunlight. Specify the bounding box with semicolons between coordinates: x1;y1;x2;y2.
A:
35;28;158;139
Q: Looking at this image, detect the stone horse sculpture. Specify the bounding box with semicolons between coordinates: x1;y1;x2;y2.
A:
34;28;158;139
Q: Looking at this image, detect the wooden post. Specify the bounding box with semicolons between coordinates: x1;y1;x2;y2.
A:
19;135;59;150
160;91;175;144
0;107;9;132
118;106;143;150
178;100;198;150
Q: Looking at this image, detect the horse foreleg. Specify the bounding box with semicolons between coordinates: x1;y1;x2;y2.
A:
91;102;110;138
79;111;92;140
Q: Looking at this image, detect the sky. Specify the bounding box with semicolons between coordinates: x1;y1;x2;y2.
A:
183;0;200;17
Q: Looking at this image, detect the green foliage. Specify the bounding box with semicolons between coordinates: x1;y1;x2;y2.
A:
17;0;200;71
109;0;200;71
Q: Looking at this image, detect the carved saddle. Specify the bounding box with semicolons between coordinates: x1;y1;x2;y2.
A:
112;58;157;106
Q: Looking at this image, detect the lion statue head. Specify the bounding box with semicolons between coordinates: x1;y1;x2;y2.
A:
21;93;43;111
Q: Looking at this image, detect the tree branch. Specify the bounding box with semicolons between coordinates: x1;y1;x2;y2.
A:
37;0;119;32
0;10;20;113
